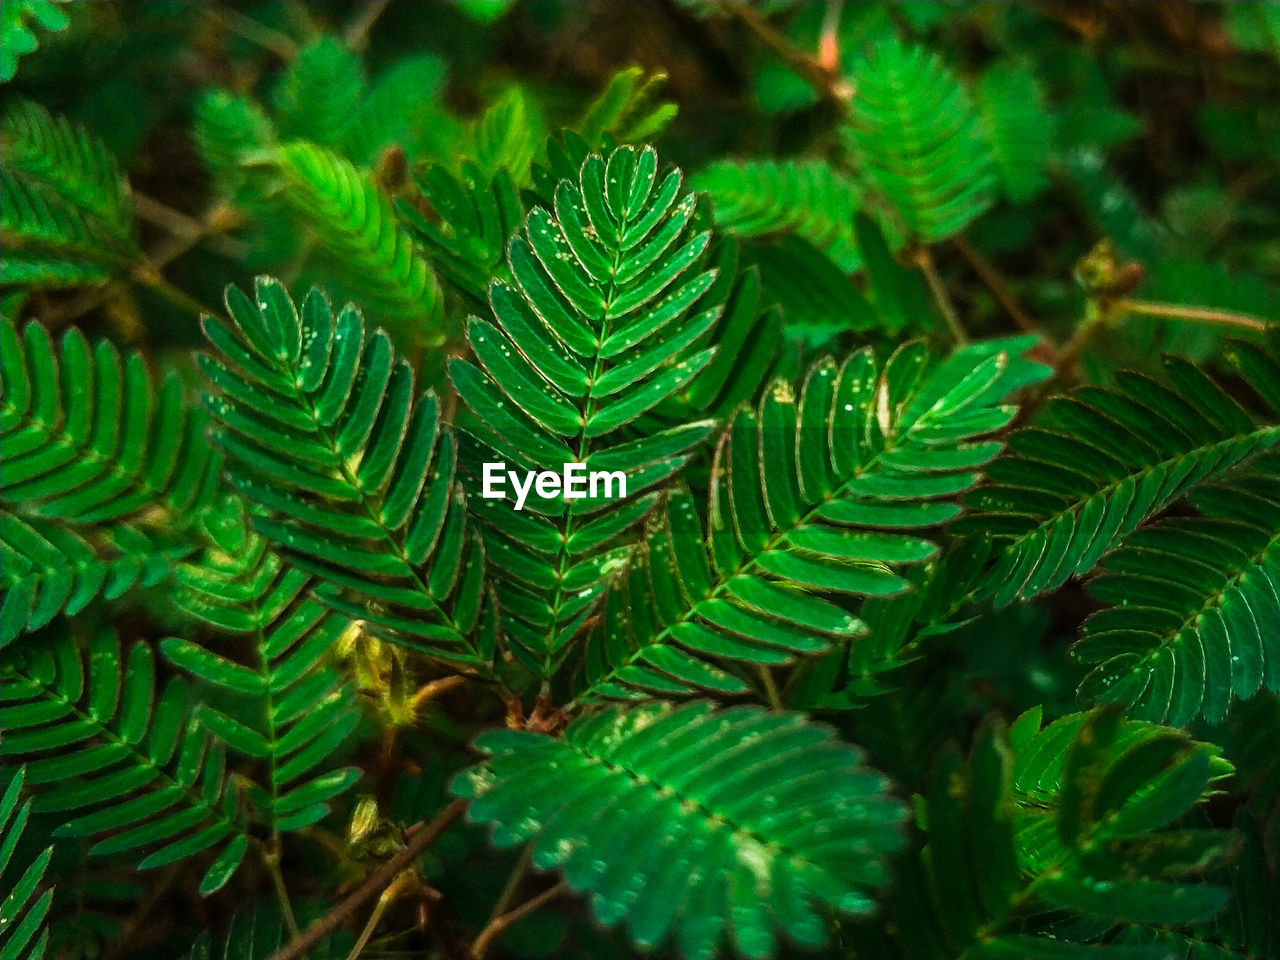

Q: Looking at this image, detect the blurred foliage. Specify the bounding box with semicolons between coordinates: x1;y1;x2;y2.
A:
2;2;1280;959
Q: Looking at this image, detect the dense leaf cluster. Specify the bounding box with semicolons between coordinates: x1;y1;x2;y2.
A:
2;3;1279;959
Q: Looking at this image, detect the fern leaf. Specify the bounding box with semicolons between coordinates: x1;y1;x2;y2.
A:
0;511;182;648
271;36;365;149
0;99;137;287
193;90;275;200
976;63;1055;204
268;143;444;338
166;499;361;832
341;55;457;166
850;709;1233;959
1075;451;1280;724
1;629;250;895
449;145;723;677
961;336;1280;607
0;321;222;526
0;767;54;960
847;39;995;243
200;278;496;667
579;338;1045;701
399;160;524;308
576;66;677;148
1;99;132;242
468;86;546;187
692;158;862;271
453;700;906;960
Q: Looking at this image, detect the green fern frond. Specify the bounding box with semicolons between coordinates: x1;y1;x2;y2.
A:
0;511;182;648
341;55;457;166
0;767;53;960
692;159;862;271
193;90;275;200
1;98;132;242
745;236;877;345
0;169;117;288
0;99;137;288
268;142;444;338
450;145;723;676
576;66;677;148
1;629;250;895
0;0;69;82
200;278;496;668
166;499;361;832
453;700;906;960
0;321;222;525
976;63;1055;204
578;338;1045;701
468;86;546;187
853;709;1232;959
656;239;780;421
1075;451;1280;724
399;160;524;308
847;39;995;243
271;36;366;149
961;336;1280;607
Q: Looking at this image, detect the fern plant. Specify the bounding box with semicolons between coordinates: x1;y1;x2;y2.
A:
2;4;1279;959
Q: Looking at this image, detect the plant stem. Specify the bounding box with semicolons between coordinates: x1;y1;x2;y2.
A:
262;838;301;938
914;245;967;343
485;844;532;926
720;0;853;107
757;665;784;712
266;799;467;960
951;235;1037;334
344;0;392;51
470;883;568;960
1118;299;1270;332
344;873;410;960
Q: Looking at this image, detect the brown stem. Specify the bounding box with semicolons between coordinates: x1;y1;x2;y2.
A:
1118;299;1270;332
951;235;1038;335
721;0;853;107
344;0;393;51
470;883;568;960
913;245;967;343
266;799;467;960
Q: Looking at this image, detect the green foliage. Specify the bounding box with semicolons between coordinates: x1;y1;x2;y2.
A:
1;629;249;894
976;63;1055;204
0;0;69;82
455;701;905;959
0;98;137;289
0;768;53;960
963;334;1280;609
847;39;995;243
266;143;445;338
450;145;727;676
579;339;1045;701
199;278;496;667
692;159;861;270
852;708;1235;958
4;5;1280;959
167;499;362;832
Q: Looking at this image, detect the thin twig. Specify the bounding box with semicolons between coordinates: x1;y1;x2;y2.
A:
485;844;532;927
1119;299;1270;332
204;5;298;59
470;883;568;960
410;675;468;712
913;245;967;343
266;799;467;960
345;873;412;960
720;0;853;107
344;0;393;52
951;235;1037;334
757;665;784;713
262;838;301;939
